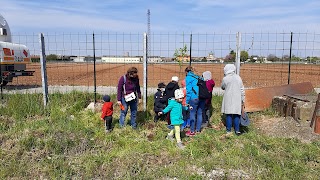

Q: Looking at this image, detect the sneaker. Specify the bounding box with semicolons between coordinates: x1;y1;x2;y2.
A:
105;129;111;133
185;130;195;137
225;131;233;137
166;135;174;142
177;142;185;150
235;131;242;136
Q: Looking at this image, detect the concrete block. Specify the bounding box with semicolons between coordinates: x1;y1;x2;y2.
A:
296;101;315;122
272;96;287;116
272;95;316;122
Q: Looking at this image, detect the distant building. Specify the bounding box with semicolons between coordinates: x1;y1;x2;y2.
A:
101;56;141;63
71;56;102;62
206;52;215;61
148;56;162;62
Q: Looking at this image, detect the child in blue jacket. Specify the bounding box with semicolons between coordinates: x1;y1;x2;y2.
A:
158;89;192;149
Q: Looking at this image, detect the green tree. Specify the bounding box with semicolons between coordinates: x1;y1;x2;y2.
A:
46;54;58;61
225;50;236;62
201;57;207;62
291;55;301;62
240;50;249;62
174;45;188;64
173;44;188;75
267;54;279;62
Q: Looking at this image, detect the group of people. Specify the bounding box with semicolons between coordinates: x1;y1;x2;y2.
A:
100;65;245;149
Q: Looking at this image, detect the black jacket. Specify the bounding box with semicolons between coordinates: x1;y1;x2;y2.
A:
164;82;180;104
154;89;166;112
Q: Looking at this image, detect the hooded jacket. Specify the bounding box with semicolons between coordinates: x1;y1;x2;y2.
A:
154;89;166;112
221;64;245;115
162;98;188;125
164;81;179;103
185;71;200;104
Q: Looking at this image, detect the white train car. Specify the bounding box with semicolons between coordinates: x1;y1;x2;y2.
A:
0;14;34;86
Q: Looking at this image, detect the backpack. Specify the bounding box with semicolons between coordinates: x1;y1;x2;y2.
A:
191;75;211;99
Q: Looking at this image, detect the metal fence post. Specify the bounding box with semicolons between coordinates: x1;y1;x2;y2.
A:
0;58;3;100
93;32;97;103
288;32;293;84
189;33;192;66
39;33;48;106
235;32;241;75
143;33;148;111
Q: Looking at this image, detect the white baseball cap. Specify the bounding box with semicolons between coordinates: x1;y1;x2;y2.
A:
171;76;179;82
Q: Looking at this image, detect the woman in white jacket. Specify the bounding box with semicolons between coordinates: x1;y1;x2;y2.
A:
221;64;245;135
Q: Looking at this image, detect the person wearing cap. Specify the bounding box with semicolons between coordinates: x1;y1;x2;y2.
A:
163;76;180;127
158;89;192;150
164;76;180;103
153;82;167;122
101;95;113;133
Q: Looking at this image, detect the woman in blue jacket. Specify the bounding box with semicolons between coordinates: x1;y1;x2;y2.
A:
184;66;206;136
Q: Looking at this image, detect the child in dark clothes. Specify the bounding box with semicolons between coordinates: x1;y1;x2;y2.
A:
101;95;113;133
164;76;180;128
154;82;167;122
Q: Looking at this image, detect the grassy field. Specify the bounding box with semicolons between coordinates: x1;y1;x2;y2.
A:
0;92;319;179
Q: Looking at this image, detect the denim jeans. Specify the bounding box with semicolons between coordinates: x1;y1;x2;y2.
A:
189;98;205;132
119;98;137;128
202;104;213;123
226;114;240;132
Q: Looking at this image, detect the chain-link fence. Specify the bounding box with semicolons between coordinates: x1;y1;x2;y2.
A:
5;32;320;91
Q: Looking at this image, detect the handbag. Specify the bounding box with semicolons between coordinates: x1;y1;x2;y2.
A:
124;92;136;102
240;111;250;126
123;75;137;102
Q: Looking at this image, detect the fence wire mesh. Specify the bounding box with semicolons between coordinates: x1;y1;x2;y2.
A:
6;32;320;93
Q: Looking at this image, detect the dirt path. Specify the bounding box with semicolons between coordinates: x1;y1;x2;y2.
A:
254;116;320;143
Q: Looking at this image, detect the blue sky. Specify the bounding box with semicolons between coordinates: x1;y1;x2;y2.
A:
1;0;320;33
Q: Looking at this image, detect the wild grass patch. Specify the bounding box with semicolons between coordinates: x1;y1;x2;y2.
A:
0;92;319;179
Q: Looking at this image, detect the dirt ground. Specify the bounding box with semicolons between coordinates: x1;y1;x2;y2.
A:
253;116;319;143
9;63;320;88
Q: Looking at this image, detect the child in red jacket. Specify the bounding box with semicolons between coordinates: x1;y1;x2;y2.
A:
202;71;215;127
101;95;113;133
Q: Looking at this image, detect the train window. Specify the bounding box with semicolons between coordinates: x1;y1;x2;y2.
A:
0;28;7;35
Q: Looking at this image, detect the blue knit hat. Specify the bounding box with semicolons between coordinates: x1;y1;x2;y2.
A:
103;95;110;102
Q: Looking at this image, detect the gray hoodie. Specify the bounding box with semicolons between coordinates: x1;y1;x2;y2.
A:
221;64;245;115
